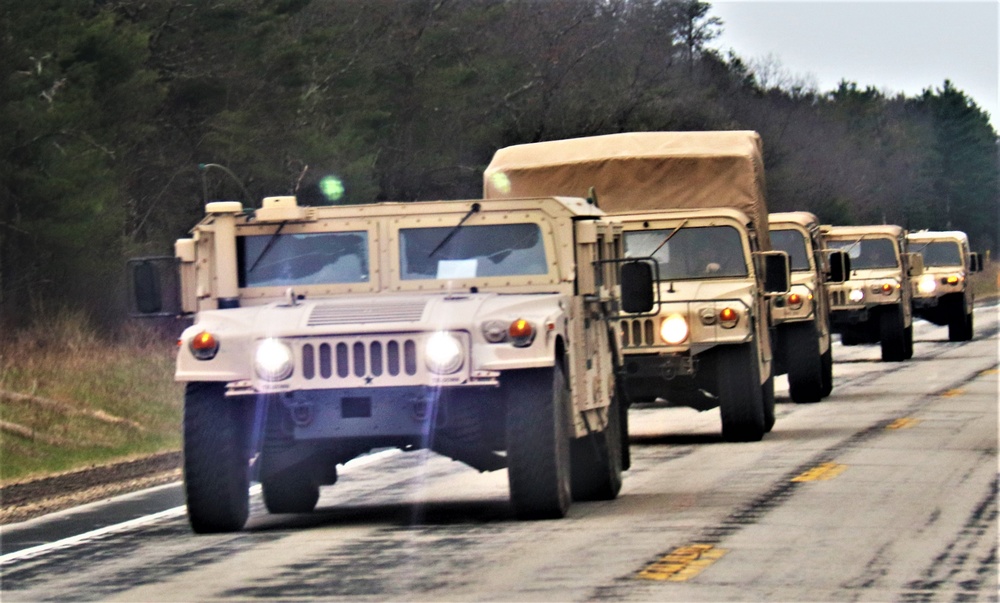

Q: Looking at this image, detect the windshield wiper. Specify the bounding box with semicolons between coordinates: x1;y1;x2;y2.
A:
650;219;689;256
248;221;288;273
429;203;481;258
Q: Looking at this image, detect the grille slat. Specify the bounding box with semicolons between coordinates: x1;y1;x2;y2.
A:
298;334;447;385
620;317;658;347
308;301;429;326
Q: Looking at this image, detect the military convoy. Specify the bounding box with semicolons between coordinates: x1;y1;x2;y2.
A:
132;194;656;532
131;130;983;533
907;230;981;341
768;212;848;403
822;225;923;362
483;132;789;442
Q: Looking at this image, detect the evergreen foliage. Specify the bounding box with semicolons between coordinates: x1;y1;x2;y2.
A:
2;0;996;329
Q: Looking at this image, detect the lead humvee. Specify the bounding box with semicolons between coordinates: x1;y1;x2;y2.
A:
483;131;790;442
822;224;923;361
131;195;654;532
907;230;981;341
768;212;849;403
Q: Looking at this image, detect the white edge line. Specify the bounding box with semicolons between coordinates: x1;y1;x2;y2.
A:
1;449;401;566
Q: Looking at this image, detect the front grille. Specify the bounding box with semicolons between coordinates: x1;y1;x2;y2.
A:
831;290;845;306
308;300;429;326
620;318;656;348
301;337;419;381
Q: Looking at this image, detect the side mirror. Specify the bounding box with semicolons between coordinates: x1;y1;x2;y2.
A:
128;257;180;317
969;252;982;273
620;261;655;314
906;252;924;278
757;251;790;294
827;250;850;283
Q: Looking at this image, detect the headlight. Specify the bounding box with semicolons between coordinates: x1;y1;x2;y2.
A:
848;288;865;303
255;339;294;381
660;314;689;344
425;332;464;374
918;274;937;294
189;330;219;360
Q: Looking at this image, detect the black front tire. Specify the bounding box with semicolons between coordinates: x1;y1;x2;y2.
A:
948;310;974;342
570;395;624;501
880;306;907;362
820;348;834;398
506;366;572;519
716;344;766;442
184;382;251;534
762;370;775;432
786;323;824;403
262;472;321;514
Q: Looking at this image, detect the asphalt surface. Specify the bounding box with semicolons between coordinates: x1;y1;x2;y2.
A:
1;302;996;602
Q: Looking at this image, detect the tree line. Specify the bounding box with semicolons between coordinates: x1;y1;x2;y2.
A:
2;0;997;329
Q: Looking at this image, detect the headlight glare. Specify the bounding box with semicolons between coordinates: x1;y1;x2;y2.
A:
425;332;464;374
918;274;937;294
848;288;865;303
254;339;294;381
660;314;689;344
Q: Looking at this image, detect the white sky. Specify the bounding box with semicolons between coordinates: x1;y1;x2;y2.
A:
707;0;999;131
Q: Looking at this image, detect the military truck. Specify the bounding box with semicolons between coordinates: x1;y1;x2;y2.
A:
768;212;849;403
822;224;923;361
483;131;789;442
907;230;981;341
130;194;655;532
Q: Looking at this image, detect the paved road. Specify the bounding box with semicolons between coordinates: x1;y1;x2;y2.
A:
2;304;997;602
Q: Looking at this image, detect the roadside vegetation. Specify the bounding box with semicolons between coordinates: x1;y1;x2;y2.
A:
971;259;1000;300
0;311;182;484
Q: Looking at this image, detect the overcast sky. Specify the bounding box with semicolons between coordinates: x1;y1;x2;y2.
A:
707;0;999;131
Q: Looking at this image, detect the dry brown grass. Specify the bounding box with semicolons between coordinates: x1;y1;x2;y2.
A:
970;259;999;300
0;310;183;484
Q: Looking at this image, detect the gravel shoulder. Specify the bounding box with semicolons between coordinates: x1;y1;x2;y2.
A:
0;451;181;525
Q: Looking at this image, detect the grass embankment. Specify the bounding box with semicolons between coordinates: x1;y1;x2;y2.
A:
0;312;183;484
970;259;999;301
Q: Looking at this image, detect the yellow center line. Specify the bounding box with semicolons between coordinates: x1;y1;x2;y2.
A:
940;388;965;398
636;544;727;581
978;368;998;376
791;462;848;482
886;417;921;430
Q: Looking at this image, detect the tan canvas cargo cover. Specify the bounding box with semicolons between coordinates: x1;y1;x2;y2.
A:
484;131;770;248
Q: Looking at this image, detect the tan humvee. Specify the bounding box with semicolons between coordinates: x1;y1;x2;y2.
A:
131;195;654;532
768;212;849;403
822;224;923;361
484;131;790;442
907;230;980;341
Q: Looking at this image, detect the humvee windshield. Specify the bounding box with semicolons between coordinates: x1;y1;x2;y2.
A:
399;223;548;280
624;225;748;280
770;229;811;272
912;241;962;267
827;237;898;270
237;231;369;288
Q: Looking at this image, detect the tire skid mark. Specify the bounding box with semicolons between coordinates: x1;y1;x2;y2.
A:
898;476;998;601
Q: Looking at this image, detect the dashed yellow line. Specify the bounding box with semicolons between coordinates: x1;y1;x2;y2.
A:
978;368;998;376
791;462;847;482
886;417;921;430
636;544;727;581
940;388;965;398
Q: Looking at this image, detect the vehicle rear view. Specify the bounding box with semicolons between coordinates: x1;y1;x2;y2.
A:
484;131;789;442
768;212;848;402
130;195;652;532
907;230;980;341
823;224;922;361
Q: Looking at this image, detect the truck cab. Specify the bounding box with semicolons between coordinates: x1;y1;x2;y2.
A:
483;131;789;442
907;230;980;341
131;195;652;532
822;224;922;361
768;212;848;403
